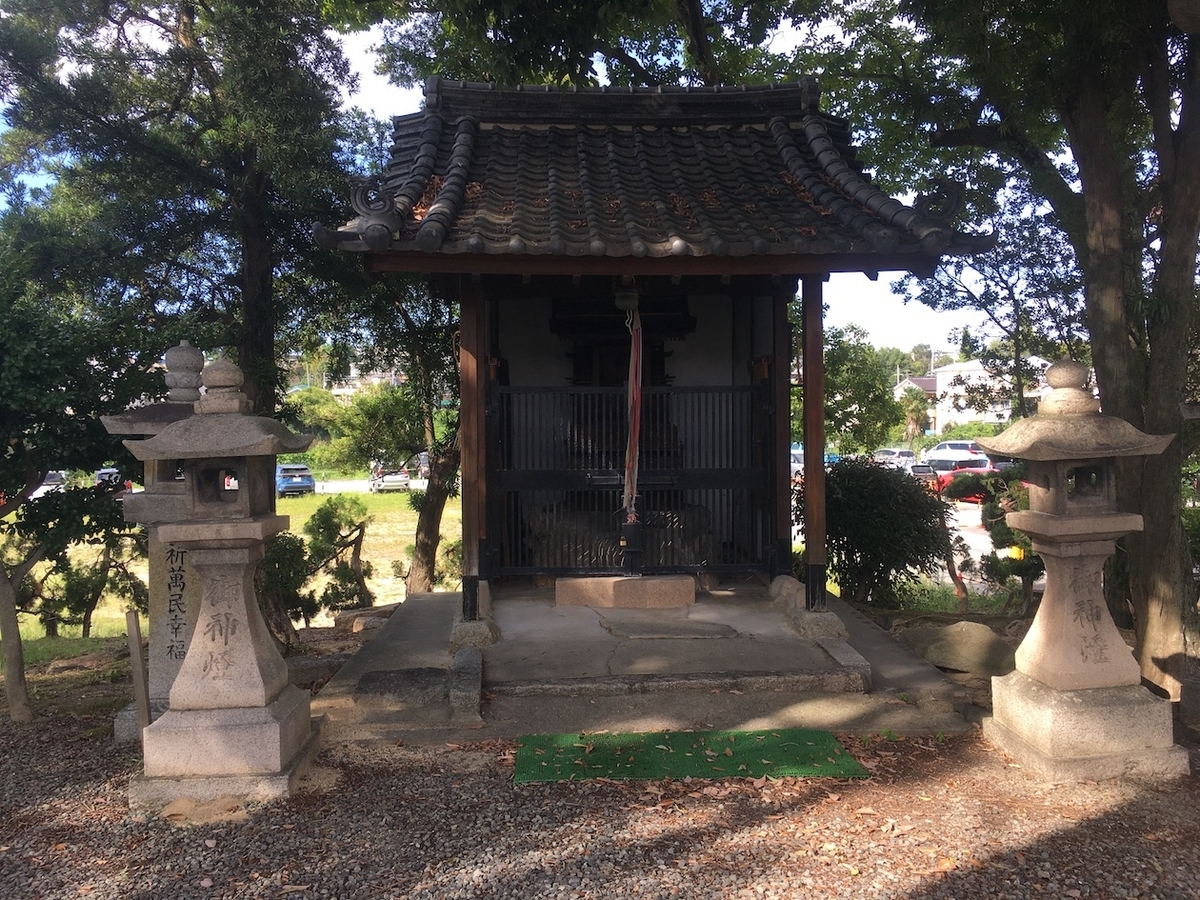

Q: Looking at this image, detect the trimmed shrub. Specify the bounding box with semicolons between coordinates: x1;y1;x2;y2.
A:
796;457;952;607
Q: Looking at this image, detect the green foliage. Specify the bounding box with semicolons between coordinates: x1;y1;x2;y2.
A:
302;495;374;613
258;532;319;625
337;384;427;472
791;321;903;452
257;495;374;630
799;457;953;606
373;0;802;88
893;579;1013;614
892;187;1089;419
396;536;462;588
1184;508;1200;565
282;387;343;440
434;538;463;588
946;466;1045;612
937;422;1005;442
0;0;359;408
27;538;147;639
898;386;931;445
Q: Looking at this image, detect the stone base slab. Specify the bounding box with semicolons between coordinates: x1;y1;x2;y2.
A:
555;575;695;608
142;686;312;778
817;638;873;692
786;610;850;641
984;670;1189;782
114;700;169;744
449;612;500;652
129;716;323;814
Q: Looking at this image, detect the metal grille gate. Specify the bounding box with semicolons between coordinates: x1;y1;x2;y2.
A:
487;385;772;576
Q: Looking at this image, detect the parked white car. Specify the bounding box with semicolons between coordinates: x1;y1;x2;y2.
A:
872;448;917;468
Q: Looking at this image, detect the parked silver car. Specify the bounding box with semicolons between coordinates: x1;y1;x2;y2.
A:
369;465;411;492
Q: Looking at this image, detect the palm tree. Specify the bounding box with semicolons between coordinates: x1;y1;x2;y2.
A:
900;386;931;448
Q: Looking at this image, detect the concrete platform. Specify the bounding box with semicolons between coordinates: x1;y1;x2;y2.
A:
313;582;974;744
555;574;695;608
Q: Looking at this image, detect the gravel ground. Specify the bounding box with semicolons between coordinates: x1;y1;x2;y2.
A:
2;712;1199;899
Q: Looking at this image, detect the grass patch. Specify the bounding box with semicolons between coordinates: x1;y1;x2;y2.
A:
514;728;868;783
277;489;463;606
16;635;127;668
893;579;1015;615
9;600;146;670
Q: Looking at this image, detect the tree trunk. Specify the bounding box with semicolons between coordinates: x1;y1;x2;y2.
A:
81;544;114;640
945;551;969;614
405;439;461;595
236;166;276;414
1060;77;1194;698
1020;574;1037;617
0;570;34;723
349;525;373;607
260;590;300;654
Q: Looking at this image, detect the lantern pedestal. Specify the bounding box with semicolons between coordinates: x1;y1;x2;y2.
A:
127;527;322;811
985;672;1188;782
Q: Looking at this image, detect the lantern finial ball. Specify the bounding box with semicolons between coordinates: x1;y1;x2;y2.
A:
1045;358;1088;390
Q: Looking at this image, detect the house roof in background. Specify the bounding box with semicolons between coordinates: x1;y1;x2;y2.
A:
317;77;992;277
897;375;937;394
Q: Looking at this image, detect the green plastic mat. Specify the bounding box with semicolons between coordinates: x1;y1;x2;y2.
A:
513;727;868;783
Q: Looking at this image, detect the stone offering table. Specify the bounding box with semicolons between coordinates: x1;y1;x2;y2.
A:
977;360;1188;782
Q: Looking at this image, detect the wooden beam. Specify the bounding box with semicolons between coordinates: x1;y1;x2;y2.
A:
773;284;794;576
458;277;487;619
363;251;938;280
801;274;827;611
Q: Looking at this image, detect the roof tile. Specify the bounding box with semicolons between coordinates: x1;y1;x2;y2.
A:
317;78;990;272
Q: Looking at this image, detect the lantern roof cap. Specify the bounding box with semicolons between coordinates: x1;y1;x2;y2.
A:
976;359;1172;462
120;359;312;460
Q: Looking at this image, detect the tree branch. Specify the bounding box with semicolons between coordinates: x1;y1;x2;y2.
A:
931;123;1086;243
672;0;718;85
596;42;659;87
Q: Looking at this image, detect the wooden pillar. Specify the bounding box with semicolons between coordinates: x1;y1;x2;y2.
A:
458;278;487;620
801;274;827;611
772;283;794;576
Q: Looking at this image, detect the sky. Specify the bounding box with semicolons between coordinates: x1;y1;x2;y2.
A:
342;32;984;356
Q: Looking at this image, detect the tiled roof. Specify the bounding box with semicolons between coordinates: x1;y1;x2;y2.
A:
316;77;990;275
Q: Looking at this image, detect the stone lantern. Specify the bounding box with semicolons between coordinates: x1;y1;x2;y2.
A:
119;358;318;809
976;359;1188;781
101;340;203;740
